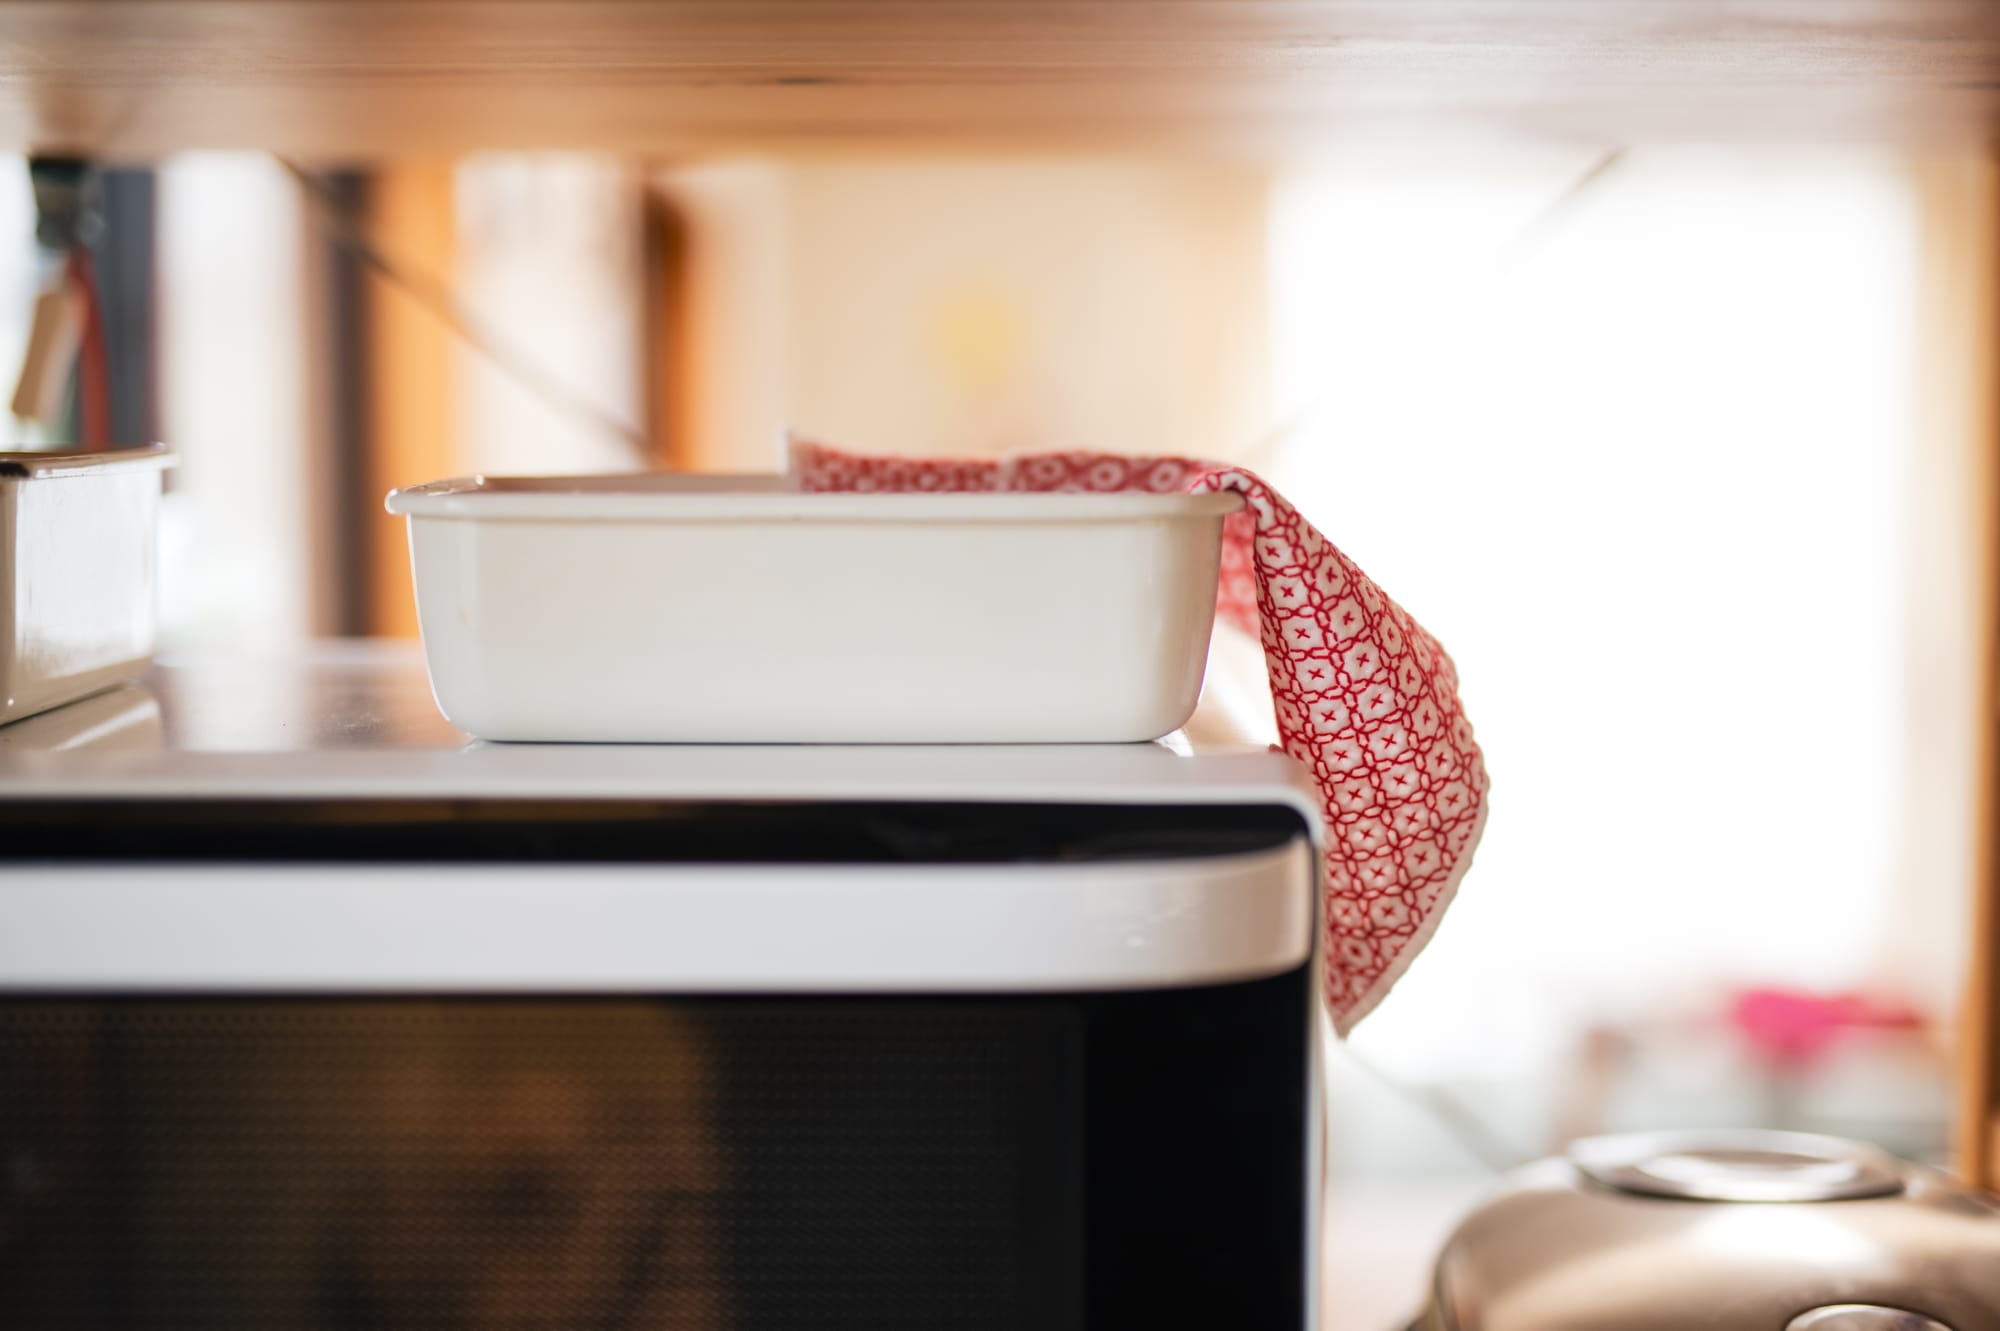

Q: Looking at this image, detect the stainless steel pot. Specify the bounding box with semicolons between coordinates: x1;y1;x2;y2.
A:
1415;1130;2000;1331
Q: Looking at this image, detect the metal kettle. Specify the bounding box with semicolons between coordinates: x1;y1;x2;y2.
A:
1415;1130;2000;1331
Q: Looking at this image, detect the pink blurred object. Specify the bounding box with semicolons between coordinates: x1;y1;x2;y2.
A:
789;436;1490;1035
1730;986;1925;1067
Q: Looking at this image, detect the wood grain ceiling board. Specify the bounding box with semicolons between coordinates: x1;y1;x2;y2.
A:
0;1;1993;157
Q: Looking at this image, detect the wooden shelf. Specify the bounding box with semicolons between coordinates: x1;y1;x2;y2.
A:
3;1;1997;158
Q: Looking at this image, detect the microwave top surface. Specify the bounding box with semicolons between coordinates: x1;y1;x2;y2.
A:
0;645;1320;993
0;642;1319;823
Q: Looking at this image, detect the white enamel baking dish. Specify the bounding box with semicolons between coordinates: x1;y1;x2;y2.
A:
386;472;1240;743
1;446;174;727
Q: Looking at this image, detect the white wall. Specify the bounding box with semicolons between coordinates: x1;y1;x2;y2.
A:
452;156;648;476
656;157;1270;470
156;154;316;649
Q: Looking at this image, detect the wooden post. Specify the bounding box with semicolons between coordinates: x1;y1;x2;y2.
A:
641;186;689;471
359;164;459;639
1951;154;2000;1192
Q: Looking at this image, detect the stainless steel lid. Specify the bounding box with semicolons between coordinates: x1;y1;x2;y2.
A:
1423;1131;2000;1331
1787;1309;1958;1331
1569;1129;1907;1203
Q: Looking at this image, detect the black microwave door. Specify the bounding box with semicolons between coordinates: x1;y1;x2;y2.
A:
0;968;1309;1331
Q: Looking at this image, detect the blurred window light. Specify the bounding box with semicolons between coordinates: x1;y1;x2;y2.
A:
1267;149;1925;1080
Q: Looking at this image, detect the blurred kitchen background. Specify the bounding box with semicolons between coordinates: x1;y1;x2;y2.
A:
7;144;1989;1322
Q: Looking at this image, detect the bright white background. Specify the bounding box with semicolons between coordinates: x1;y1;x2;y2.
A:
1267;147;1924;1079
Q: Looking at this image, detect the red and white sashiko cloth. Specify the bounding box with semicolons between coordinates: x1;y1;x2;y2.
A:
789;437;1488;1035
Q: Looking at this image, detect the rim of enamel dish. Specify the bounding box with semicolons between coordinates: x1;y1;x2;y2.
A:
0;444;175;480
386;472;1245;522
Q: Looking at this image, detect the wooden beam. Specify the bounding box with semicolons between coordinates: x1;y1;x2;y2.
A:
1;2;1996;156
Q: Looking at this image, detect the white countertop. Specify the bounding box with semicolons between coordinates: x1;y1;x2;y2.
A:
0;641;1318;817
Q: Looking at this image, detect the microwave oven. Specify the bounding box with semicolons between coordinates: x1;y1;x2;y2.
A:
0;648;1324;1331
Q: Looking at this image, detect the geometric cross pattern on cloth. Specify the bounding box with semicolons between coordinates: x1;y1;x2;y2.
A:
789;436;1488;1035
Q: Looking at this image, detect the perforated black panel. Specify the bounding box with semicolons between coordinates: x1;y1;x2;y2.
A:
0;1001;1081;1331
0;969;1309;1330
